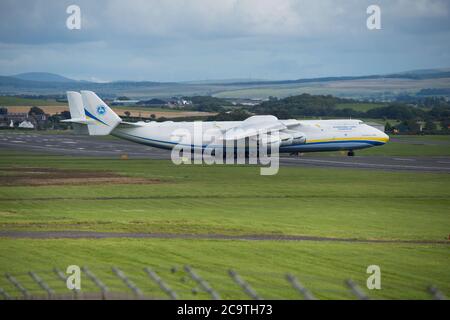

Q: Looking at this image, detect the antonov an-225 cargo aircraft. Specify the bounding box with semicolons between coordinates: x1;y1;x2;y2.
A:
62;91;389;156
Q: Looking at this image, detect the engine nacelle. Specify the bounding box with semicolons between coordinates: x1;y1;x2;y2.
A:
279;131;293;146
257;134;282;147
280;130;306;146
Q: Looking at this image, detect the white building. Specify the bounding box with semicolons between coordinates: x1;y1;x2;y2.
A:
18;120;34;129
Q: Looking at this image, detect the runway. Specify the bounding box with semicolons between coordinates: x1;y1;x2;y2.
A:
1;132;450;172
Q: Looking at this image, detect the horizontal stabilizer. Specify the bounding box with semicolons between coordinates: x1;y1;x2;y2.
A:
60;118;94;124
117;121;147;128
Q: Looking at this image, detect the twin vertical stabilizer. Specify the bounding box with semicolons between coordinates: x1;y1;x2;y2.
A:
62;91;122;135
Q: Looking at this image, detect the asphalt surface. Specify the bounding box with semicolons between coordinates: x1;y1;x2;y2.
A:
0;230;448;244
1;132;450;172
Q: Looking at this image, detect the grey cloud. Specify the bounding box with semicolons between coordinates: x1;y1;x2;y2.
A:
0;0;449;81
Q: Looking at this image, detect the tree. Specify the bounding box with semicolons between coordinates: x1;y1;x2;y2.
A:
28;106;44;115
441;118;450;133
366;103;422;120
423;120;437;134
405;120;421;134
385;121;393;133
27;106;45;130
207;109;251;121
60;111;71;119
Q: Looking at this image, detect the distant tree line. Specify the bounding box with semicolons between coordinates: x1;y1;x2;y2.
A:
206;109;251;121
250;94;450;134
251;94;353;119
181;93;450;134
183;96;233;112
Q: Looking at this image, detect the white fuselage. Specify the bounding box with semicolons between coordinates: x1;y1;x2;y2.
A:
111;119;389;153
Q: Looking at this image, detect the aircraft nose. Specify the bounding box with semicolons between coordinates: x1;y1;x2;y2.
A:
379;131;389;143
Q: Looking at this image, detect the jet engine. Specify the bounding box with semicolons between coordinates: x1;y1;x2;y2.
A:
279;129;306;146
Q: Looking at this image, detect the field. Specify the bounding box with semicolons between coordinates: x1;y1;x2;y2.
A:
358;135;450;156
293;135;450;157
0;149;449;299
4;105;215;119
0;96;64;106
212;78;450;99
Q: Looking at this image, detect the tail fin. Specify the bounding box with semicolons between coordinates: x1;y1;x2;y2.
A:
62;91;89;134
67;91;85;121
80;90;122;135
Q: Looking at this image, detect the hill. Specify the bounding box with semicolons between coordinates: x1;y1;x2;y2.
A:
12;72;78;83
0;68;449;100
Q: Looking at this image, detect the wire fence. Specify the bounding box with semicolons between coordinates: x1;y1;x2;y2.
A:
0;265;446;300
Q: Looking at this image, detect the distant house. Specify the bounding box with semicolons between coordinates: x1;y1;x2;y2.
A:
0;112;28;128
232;98;262;106
18;120;34;129
111;99;140;106
3;112;29;122
167;98;192;108
137;98;167;106
0;110;48;129
0;119;10;129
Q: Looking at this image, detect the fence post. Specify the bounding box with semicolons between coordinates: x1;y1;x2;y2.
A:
5;273;30;299
286;274;316;300
112;267;143;299
428;285;447;300
228;269;262;300
144;267;178;300
82;266;109;300
345;279;370;300
184;265;221;300
0;288;12;300
29;271;54;299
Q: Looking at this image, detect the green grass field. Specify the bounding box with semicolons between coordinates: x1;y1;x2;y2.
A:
0;96;64;106
0;151;449;299
358;135;450;156
304;135;450;157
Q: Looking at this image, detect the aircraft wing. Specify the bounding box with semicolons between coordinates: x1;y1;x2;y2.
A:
223;115;287;140
282;119;301;128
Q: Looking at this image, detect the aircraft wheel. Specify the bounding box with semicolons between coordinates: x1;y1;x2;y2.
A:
347;150;355;157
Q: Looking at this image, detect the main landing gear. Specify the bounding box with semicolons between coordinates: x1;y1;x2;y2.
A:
347;150;355;157
290;152;303;157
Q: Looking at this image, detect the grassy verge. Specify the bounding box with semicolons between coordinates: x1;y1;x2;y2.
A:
0;96;64;106
0;151;448;299
0;239;448;299
358;135;450;156
301;135;450;157
0;155;449;240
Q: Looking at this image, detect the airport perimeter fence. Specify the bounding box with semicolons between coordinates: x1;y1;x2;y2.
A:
0;265;446;300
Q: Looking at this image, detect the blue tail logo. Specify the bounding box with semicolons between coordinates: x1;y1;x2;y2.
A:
96;105;106;115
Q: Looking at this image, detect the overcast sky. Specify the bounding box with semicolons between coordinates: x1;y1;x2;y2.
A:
1;0;449;82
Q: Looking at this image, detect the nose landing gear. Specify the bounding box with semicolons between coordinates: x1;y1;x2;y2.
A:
347;150;355;157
